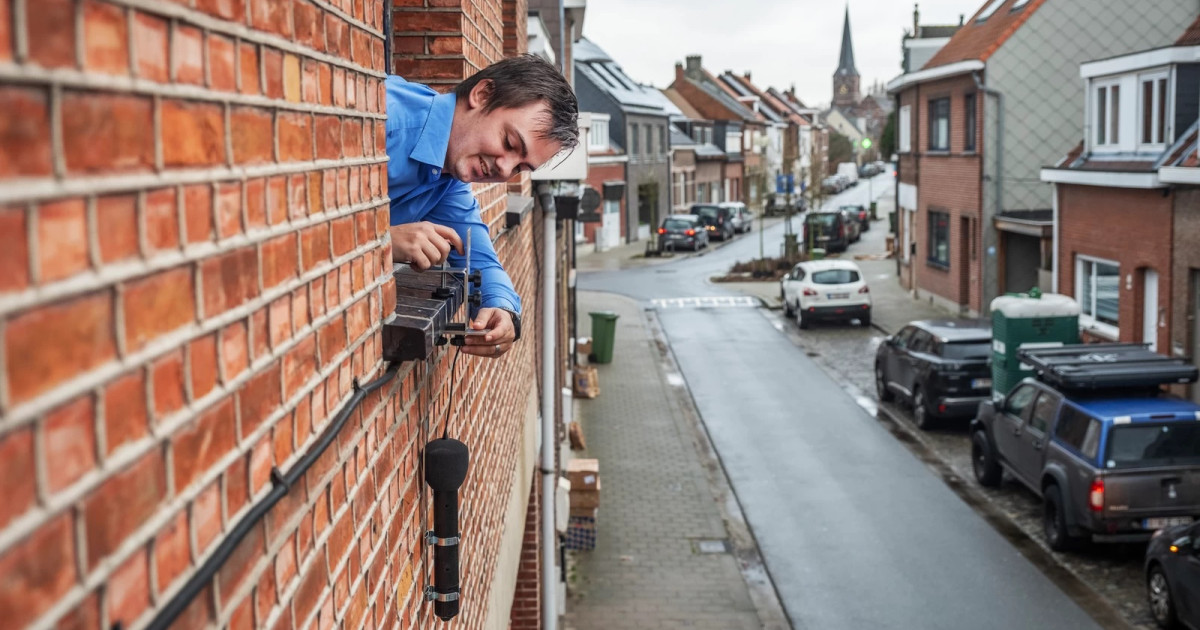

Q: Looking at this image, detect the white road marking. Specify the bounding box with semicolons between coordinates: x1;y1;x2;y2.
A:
651;296;760;309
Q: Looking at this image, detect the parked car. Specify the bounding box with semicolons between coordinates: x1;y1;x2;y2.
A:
803;208;852;253
691;203;735;241
821;176;842;195
838;207;861;243
720;201;753;234
779;259;871;329
840;204;870;232
836;162;859;187
1145;521;1200;629
971;344;1200;551
657;214;708;252
875;320;992;429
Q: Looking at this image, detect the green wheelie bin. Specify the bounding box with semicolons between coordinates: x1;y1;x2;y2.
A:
588;311;620;364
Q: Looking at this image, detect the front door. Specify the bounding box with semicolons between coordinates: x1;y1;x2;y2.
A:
1144;268;1159;352
599;199;621;251
994;384;1038;485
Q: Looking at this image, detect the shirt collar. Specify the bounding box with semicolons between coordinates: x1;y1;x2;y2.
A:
409;91;457;174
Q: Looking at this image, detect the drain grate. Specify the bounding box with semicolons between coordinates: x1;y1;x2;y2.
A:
692;539;730;554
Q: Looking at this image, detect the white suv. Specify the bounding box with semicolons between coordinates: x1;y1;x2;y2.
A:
780;260;871;329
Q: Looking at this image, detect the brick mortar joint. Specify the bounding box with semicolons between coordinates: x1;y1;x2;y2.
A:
0;193;389;318
0;152;388;206
100;0;388;78
0;235;393;431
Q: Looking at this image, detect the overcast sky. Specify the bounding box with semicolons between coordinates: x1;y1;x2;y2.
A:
581;0;982;107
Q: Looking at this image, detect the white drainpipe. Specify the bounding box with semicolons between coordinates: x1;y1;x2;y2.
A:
536;183;558;630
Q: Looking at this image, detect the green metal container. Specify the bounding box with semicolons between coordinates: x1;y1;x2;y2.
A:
989;293;1081;400
810;248;826;261
588;311;620;364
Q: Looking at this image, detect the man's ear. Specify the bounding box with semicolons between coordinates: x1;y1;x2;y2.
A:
468;79;494;110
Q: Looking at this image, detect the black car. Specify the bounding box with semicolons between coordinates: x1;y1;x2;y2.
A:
1146;521;1200;629
691;204;735;241
803;208;851;253
840;204;869;232
875;319;993;429
657;214;708;252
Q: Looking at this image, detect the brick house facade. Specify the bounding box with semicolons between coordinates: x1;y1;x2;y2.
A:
0;1;559;629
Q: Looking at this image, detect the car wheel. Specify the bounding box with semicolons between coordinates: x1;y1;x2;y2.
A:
860;311;871;328
783;295;794;317
797;307;809;329
875;364;894;402
912;388;934;430
1147;564;1179;629
1043;484;1077;552
971;431;1002;487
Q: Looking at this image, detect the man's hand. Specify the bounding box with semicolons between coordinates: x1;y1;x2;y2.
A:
390;222;464;270
460;308;516;358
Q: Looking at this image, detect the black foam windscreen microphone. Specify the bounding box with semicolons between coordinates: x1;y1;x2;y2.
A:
424;438;470;620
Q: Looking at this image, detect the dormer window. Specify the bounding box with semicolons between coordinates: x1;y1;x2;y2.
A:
1138;71;1169;148
976;0;1006;22
1094;80;1120;147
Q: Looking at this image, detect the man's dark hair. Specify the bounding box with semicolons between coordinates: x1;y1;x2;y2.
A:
455;54;579;151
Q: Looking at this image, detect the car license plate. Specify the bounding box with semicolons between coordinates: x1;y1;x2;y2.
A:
818;236;830;241
972;378;992;389
1143;516;1193;529
828;293;849;299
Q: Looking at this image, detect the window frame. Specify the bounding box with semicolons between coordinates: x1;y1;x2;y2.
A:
1093;78;1122;149
1075;254;1120;338
964;93;977;153
927;209;950;268
899;105;912;153
589;118;609;151
1137;69;1170;150
928;97;950;152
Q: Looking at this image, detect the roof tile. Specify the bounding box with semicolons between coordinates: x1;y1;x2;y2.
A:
924;0;1048;69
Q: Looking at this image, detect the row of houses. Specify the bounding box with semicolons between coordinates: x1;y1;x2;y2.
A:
887;0;1200;403
570;6;896;251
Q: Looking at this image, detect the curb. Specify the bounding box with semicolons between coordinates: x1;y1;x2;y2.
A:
642;307;793;630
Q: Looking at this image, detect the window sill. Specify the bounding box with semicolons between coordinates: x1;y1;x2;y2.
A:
1078;316;1119;341
926;259;951;271
924;150;951;157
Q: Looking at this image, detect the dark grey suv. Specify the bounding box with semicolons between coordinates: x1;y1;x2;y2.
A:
875;319;992;429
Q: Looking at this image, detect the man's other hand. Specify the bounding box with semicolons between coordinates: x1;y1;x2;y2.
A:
460;308;516;358
390;222;464;270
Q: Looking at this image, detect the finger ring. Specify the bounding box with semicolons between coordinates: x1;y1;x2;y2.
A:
495;344;501;353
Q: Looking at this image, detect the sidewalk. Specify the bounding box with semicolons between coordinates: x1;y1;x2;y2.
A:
564;292;787;630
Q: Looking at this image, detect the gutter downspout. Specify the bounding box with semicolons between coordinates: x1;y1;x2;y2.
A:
1051;184;1059;293
972;71;1003;308
536;182;559;630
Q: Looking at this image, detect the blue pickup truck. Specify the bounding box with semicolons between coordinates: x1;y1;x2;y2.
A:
970;344;1200;551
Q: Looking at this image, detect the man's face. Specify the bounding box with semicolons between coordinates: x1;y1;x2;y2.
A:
446;82;563;184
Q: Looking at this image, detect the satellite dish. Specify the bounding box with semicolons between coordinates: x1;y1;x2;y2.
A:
580;186;601;212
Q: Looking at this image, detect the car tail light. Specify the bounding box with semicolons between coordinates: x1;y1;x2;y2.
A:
658;228;665;234
1089;478;1104;512
803;288;818;296
838;225;845;238
858;285;870;293
685;229;695;236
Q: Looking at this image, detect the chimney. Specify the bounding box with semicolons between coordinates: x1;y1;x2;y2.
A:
675;62;685;83
685;55;702;80
913;3;919;35
744;70;752;81
959;14;964;26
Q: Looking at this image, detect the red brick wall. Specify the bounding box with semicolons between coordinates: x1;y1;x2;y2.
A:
910;74;983;313
0;0;396;628
0;1;548;629
1058;184;1173;347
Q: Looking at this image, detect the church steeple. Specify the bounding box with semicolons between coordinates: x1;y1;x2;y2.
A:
833;4;861;107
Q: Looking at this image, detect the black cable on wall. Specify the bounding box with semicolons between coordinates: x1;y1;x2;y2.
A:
146;363;401;630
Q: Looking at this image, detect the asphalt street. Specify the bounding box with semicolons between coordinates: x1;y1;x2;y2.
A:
579;176;1105;629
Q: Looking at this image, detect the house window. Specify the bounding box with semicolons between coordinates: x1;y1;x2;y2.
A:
899;105;911;153
1076;256;1120;335
1095;81;1120;147
964;93;977;152
928;98;950;151
1139;72;1169;147
646;125;653;158
976;0;1005;21
725;131;740;153
660;126;667;157
589;118;609;151
927;210;950;268
630;123;639;157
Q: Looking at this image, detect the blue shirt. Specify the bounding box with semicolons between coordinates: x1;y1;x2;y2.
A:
385;75;520;313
